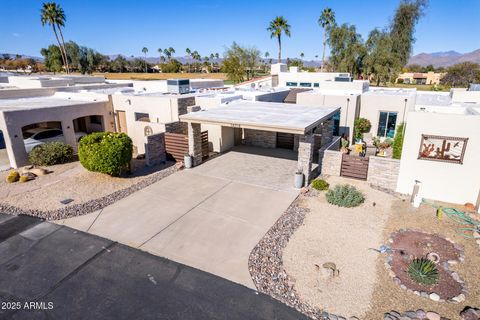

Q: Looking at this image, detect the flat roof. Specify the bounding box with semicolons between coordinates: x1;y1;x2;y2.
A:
0;94;105;112
179;100;339;134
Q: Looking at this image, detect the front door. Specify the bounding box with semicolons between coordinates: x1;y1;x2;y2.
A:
116;111;128;133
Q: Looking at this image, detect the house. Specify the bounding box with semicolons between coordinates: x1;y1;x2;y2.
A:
179;100;339;186
396;71;445;85
397;98;480;205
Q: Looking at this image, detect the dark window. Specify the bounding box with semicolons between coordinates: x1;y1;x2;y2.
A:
313;83;319;87
332;111;340;136
286;82;298;87
299;82;312;87
377;112;397;138
34;130;63;140
135;112;150;122
89;115;102;125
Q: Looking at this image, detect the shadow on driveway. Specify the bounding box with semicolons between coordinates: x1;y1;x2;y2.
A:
0;214;307;320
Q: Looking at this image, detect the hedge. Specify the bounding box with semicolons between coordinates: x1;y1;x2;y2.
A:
28;142;73;166
78;132;133;176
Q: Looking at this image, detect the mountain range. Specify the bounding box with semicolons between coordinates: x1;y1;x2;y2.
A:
3;49;480;68
407;49;480;67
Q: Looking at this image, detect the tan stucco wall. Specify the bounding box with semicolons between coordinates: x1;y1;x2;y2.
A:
296;92;360;141
360;93;415;138
0;100;114;168
112;94;195;154
396;111;480;204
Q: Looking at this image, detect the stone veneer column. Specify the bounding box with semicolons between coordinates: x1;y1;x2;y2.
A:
297;134;314;187
322;118;334;145
188;122;202;166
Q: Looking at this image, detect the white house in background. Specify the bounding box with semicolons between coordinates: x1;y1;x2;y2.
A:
271;63;352;88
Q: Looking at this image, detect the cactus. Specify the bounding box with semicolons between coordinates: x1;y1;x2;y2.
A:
6;170;20;183
408;258;439;286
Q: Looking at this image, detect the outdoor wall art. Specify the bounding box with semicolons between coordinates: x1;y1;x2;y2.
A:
418;134;468;164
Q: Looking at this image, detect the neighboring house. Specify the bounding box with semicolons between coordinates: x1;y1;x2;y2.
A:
396;72;445;85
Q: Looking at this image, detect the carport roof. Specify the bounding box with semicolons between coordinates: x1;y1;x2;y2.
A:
179;101;339;134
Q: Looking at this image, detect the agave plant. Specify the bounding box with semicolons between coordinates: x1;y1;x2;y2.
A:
407;258;439;286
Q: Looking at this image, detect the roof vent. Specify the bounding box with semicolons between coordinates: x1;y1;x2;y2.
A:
167;79;190;94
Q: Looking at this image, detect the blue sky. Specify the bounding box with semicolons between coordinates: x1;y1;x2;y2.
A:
1;0;479;59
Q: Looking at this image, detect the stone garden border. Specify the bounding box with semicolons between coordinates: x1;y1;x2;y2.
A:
0;164;178;221
248;194;354;320
385;228;467;304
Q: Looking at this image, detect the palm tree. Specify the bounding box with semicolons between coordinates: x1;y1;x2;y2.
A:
267;16;291;63
192;50;200;72
157;48;163;64
300;52;305;59
40;1;69;73
318;7;335;72
142;47;148;73
167;47;175;61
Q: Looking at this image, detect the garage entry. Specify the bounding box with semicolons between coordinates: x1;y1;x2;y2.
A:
192;145;298;192
179;100;340;188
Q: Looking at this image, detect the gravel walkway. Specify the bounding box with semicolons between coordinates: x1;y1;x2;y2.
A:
0;162;177;220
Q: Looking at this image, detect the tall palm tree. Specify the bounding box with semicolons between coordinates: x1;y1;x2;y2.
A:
157;48;163;64
300;52;305;59
318;7;335;72
40;1;69;73
267;16;291;63
167;47;175;61
142;47;148;73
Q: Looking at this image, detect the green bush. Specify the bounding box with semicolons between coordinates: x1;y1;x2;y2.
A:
28;142;73;166
78;132;133;176
311;179;329;191
354;118;372;141
326;184;365;208
392;122;405;159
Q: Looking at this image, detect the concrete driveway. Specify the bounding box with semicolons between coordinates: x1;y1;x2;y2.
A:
57;147;298;288
0;214;307;320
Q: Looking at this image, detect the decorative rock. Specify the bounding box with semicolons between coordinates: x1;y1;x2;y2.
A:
400;284;407;290
416;309;427;319
460;307;480;320
420;292;429;298
388;270;396;277
452;294;465;303
429;293;440;302
403;311;417;318
426;312;441;320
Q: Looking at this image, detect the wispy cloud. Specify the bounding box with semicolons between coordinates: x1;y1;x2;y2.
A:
12;33;20;37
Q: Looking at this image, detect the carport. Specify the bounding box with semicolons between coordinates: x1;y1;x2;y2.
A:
179;101;340;186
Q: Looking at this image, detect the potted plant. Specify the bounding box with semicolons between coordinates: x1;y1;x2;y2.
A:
294;170;304;189
353;118;372;143
184;153;193;169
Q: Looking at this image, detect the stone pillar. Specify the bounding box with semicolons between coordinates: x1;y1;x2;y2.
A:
188;122;202;166
145;133;166;166
322;118;334;146
297;134;314;187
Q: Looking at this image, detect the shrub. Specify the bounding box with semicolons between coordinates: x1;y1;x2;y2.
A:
408;258;439;286
354;118;371;141
392;122;405;159
78;132;133;176
6;170;19;183
28;142;73;166
326;184;365;208
311;179;329;191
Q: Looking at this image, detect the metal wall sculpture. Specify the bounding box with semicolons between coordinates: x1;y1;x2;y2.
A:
418;135;468;164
